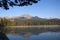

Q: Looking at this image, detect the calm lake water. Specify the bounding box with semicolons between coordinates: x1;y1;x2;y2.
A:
7;32;60;40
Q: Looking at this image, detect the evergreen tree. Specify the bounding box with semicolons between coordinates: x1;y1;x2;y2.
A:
0;0;40;10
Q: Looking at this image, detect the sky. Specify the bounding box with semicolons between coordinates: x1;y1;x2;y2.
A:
0;0;60;18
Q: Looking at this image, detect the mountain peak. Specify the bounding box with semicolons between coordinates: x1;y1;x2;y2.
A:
21;14;32;19
22;14;31;17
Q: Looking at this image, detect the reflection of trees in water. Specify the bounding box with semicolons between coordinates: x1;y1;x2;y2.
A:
4;27;60;35
0;32;9;40
19;32;32;38
0;24;9;40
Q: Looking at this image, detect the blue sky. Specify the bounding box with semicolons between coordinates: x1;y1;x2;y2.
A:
0;0;60;18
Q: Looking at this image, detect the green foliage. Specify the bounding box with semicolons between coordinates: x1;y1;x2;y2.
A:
0;18;60;33
0;0;40;10
0;18;60;27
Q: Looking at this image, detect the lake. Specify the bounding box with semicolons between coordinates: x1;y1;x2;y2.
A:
7;32;60;40
4;25;60;40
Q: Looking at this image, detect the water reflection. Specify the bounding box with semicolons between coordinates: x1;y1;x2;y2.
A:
7;32;60;40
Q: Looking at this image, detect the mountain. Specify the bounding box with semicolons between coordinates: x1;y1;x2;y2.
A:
48;18;60;22
9;14;48;21
8;14;60;22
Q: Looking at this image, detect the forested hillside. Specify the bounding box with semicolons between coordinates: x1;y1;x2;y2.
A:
0;17;60;26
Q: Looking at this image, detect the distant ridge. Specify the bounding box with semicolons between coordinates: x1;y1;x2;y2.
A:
0;14;60;25
0;14;60;21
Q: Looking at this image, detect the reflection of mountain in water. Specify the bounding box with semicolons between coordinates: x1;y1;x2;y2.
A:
7;32;60;39
19;32;32;38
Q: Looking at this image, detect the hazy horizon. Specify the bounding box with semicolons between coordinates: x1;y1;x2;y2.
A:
0;14;60;19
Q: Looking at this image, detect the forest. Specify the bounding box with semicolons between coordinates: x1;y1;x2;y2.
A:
0;17;60;27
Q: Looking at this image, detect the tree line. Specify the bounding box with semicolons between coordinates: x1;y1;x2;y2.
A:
0;18;60;27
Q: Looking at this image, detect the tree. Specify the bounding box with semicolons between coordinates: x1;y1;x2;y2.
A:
0;0;40;10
